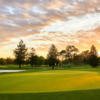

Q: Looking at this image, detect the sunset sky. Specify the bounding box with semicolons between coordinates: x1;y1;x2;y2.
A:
0;0;100;58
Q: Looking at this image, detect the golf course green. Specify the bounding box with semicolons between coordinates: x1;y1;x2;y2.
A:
0;65;100;100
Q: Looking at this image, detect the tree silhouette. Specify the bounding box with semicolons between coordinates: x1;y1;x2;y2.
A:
29;48;37;67
47;44;59;69
0;58;6;65
66;45;79;65
88;45;99;67
58;50;66;66
59;50;66;61
14;40;27;68
6;58;14;65
80;50;90;64
90;45;98;56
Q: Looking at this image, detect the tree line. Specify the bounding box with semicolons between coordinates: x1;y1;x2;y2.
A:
0;40;99;69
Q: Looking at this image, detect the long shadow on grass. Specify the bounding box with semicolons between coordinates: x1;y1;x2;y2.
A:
0;89;100;100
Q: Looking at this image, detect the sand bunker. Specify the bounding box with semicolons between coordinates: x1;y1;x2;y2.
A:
0;70;25;73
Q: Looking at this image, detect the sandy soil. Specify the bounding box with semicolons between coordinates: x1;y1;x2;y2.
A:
0;70;25;73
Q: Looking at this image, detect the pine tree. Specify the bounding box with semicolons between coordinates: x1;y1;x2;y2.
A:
47;44;59;69
14;40;27;68
29;48;37;67
88;45;99;67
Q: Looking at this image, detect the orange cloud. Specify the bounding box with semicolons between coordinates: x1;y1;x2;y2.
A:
0;0;100;57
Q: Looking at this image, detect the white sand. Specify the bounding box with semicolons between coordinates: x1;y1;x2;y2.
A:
0;70;25;73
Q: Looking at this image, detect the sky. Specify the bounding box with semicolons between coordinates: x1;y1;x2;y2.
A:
0;0;100;58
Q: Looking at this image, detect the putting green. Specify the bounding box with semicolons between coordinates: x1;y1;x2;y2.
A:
0;70;100;93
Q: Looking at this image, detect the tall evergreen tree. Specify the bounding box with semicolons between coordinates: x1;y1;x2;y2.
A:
90;45;98;56
88;45;99;67
14;40;27;68
47;44;59;69
29;48;37;67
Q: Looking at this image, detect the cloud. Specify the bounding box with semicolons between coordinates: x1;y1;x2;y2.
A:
0;0;100;57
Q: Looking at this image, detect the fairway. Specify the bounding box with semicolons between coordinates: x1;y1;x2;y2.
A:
0;68;100;100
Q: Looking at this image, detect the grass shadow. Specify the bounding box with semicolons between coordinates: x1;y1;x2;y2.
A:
0;89;100;100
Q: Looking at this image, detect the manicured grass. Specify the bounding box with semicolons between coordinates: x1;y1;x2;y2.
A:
0;89;100;100
0;65;100;100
